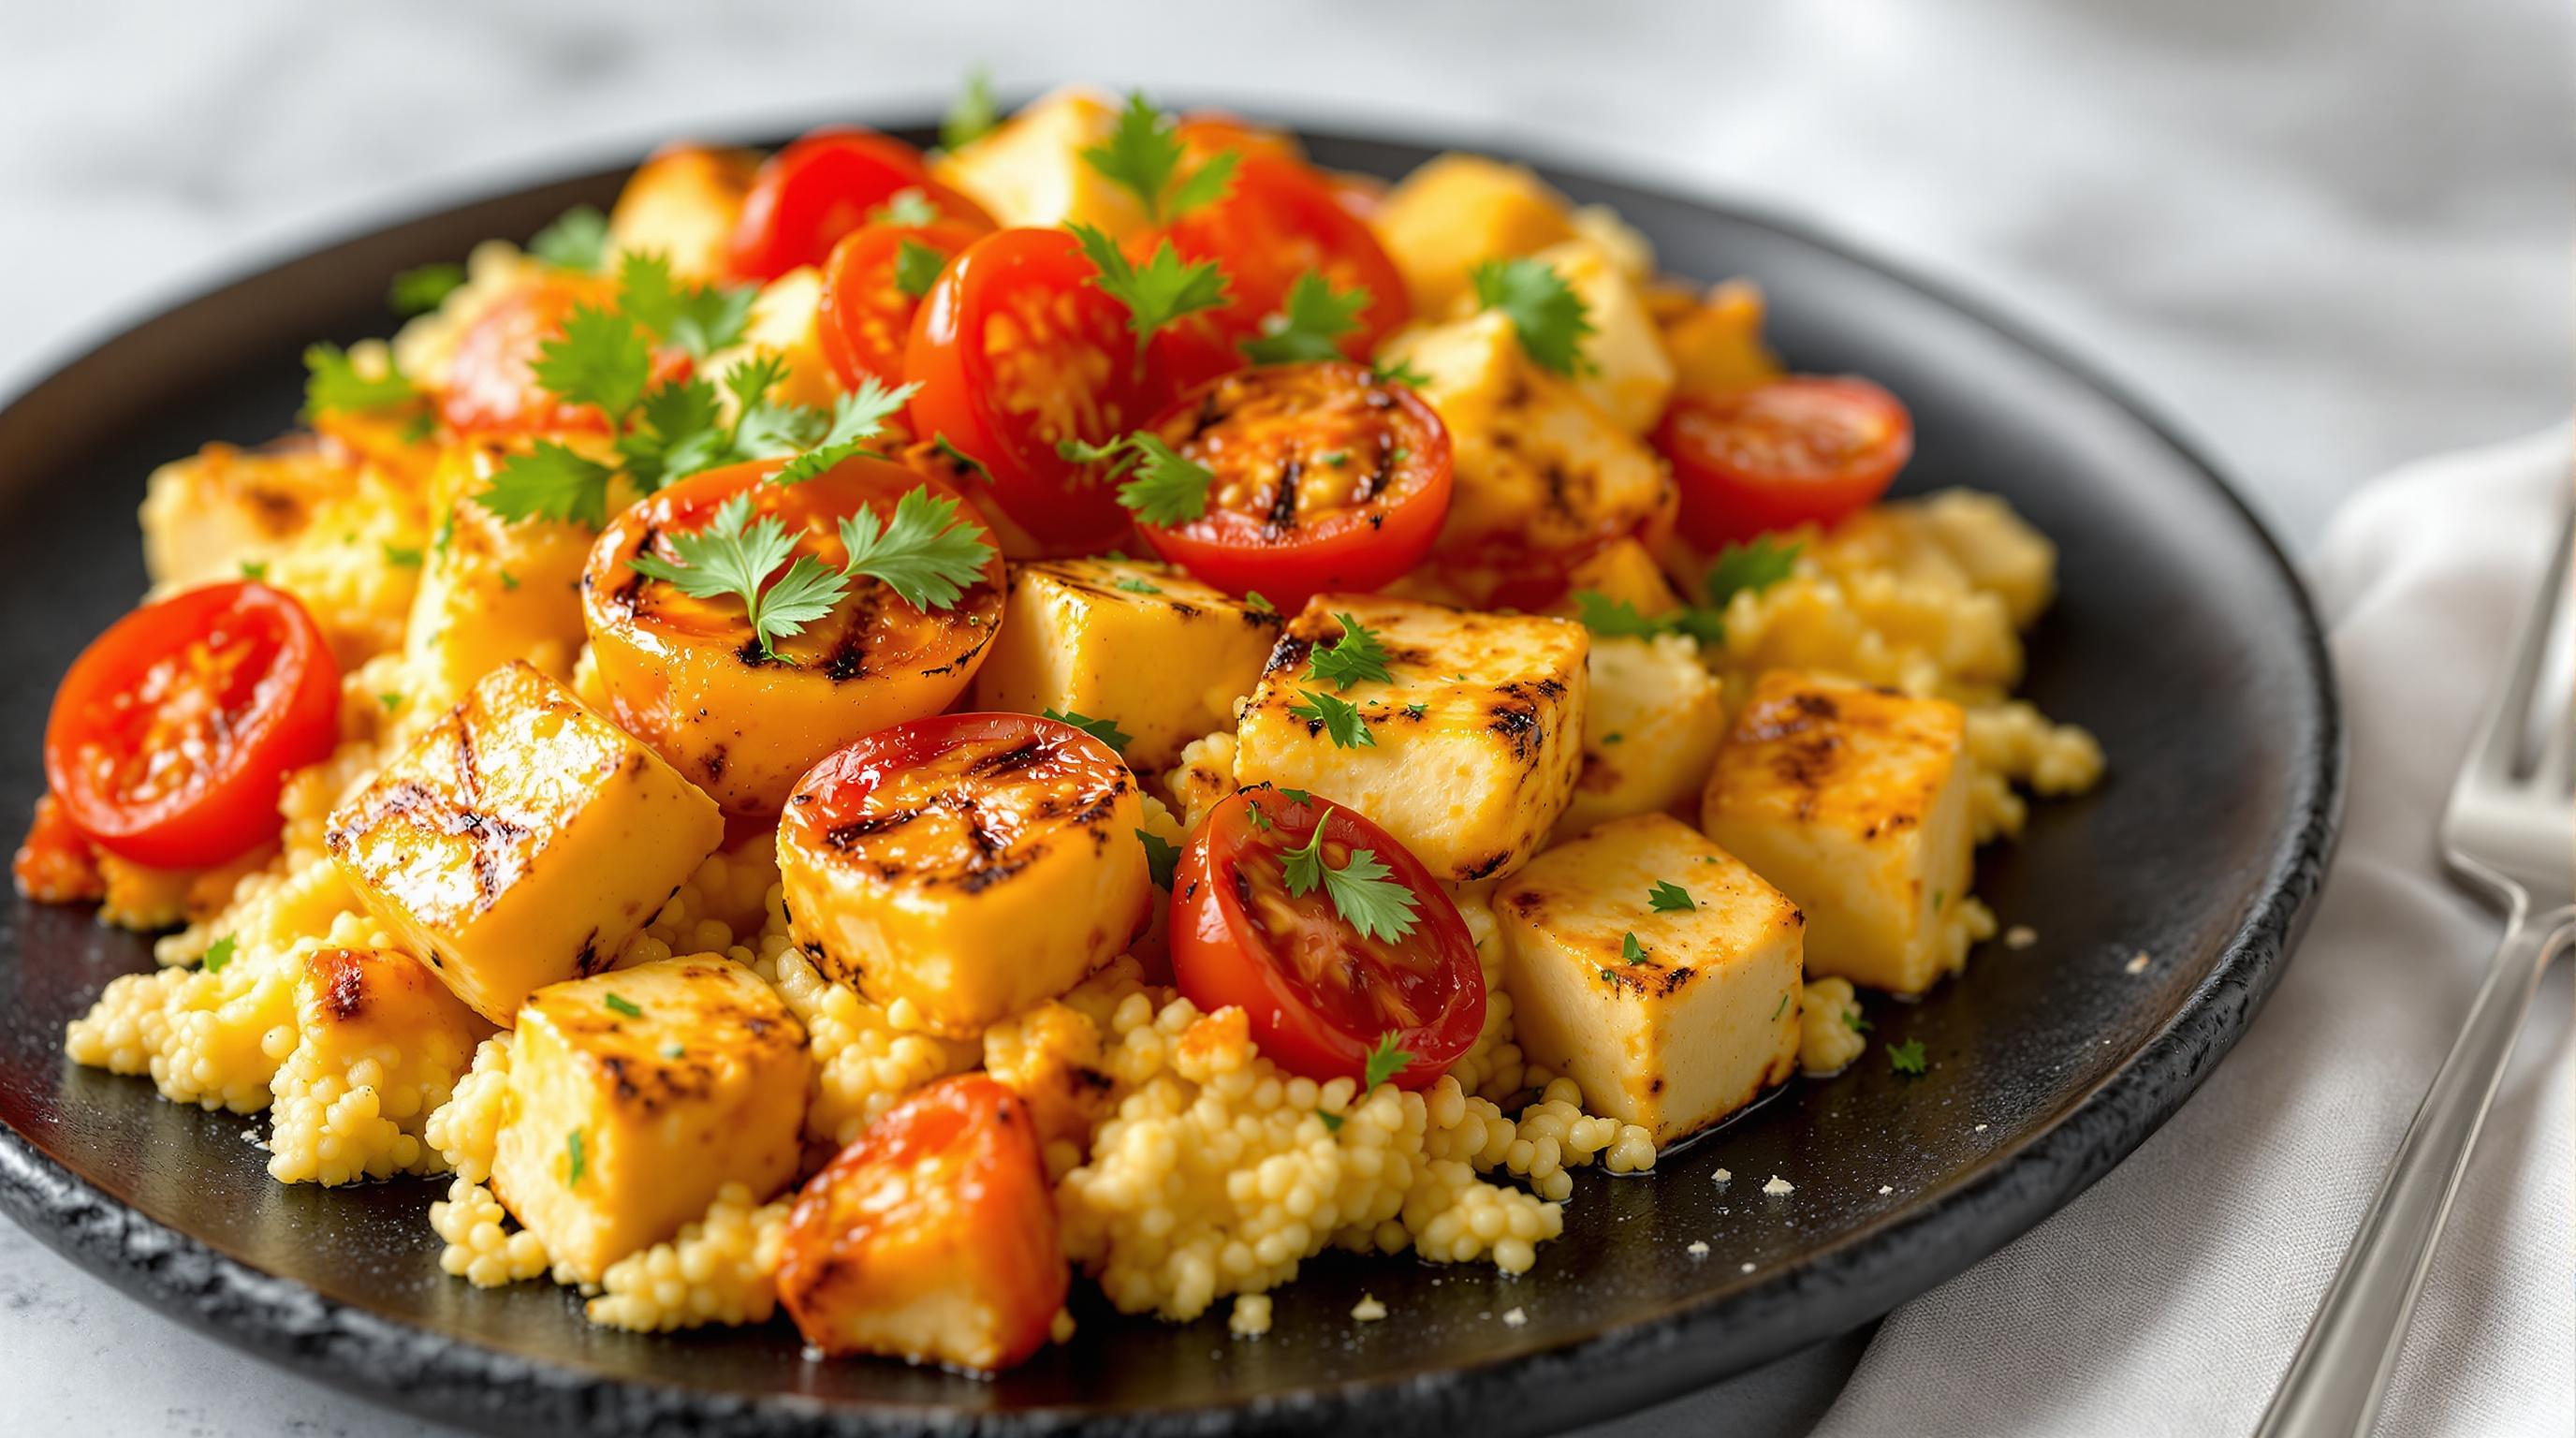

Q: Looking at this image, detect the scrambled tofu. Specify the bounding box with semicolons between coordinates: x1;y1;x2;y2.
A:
490;957;808;1284
1700;671;1979;995
325;662;726;1023
1495;814;1804;1147
1233;594;1588;882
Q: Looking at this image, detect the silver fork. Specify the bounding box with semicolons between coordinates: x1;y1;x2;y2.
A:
2257;502;2576;1438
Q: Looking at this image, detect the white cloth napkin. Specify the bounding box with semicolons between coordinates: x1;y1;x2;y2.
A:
1811;428;2575;1438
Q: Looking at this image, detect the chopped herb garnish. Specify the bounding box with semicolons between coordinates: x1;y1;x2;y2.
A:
871;187;941;228
1470;257;1594;376
892;237;947;300
1361;1031;1415;1090
1842;1007;1873;1034
1044;709;1132;752
1080;92;1238;222
660;1041;686;1060
240;561;268;580
1702;536;1802;607
1404;702;1427;718
1371;356;1430;389
1305;612;1393;691
388;262;465;316
300;343;418;420
201;936;237;974
530;205;610;271
1888;1039;1928;1076
629;492;845;661
480;442;618;527
1243;590;1276;614
941;68;999;151
382;543;423;567
1067;222;1230;350
1113;576;1163;594
565;1129;588;1185
1239;270;1368;366
1135;828;1181;888
378;692;402;711
929;433;991;484
1281;808;1420;943
604;993;642;1019
1621;932;1649;964
833;485;996;609
1771;992;1790;1020
1647;880;1696;914
1289;688;1374;748
1316;1108;1345;1134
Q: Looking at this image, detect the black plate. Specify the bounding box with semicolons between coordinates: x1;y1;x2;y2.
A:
0;120;2341;1437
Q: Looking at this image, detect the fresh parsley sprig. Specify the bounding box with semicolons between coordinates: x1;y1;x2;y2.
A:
300;343;421;420
617;252;757;360
836;486;997;610
1570;537;1801;648
388;263;465;317
1043;708;1133;752
1057;431;1215;526
530;206;610;271
1702;536;1802;606
892;237;948;299
1280;808;1421;944
1647;880;1696;913
1305;613;1392;691
942;69;999;151
1067;223;1230;351
1288;689;1374;748
1361;1031;1415;1090
1081;92;1239;222
1470;257;1594;377
1134;828;1181;888
1240;271;1368;366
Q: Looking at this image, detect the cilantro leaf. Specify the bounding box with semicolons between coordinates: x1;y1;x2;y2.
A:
893;237;947;299
1079;93;1237;222
565;1129;588;1186
1169;149;1239;218
1621;932;1649;964
1114;434;1214;526
1044;708;1133;752
1316;1108;1345;1134
1888;1039;1928;1076
627;492;831;661
1703;536;1802;607
530;205;610;271
1244;591;1276;614
1842;1006;1874;1034
1112;577;1161;594
1647;880;1696;913
770;378;917;484
1471;257;1594;377
530;304;653;420
1240;271;1369;366
388;262;465;317
929;434;991;485
755;554;856;648
603;993;643;1019
301;343;417;419
837;486;995;610
942;68;999;151
617;251;755;359
1135;828;1181;888
1371;355;1430;389
478;442;616;526
1570;589;1728;647
1068;223;1230;349
200;936;237;974
1306;612;1392;691
871;188;941;227
1362;1031;1414;1090
617;376;727;490
1288;689;1374;748
1279;809;1421;944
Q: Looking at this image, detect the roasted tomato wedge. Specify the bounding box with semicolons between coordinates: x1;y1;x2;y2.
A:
1171;787;1484;1089
726;127;994;282
581;456;1004;817
443;275;689;434
903;227;1172;552
779;1075;1067;1372
816;214;990;390
1656;376;1913;548
1160;148;1410;360
777;712;1151;1037
43;580;340;869
1134;361;1451;610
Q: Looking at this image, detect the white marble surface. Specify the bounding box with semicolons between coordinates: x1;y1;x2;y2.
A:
0;3;2565;1435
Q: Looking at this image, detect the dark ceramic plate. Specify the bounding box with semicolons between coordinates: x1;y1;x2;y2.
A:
0;119;2339;1437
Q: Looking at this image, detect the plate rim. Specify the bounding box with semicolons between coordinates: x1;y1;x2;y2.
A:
0;114;2347;1438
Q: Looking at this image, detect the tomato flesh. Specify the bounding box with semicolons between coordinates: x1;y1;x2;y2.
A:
443;276;688;434
902;227;1171;553
817;216;989;390
1171;788;1484;1089
1135;361;1451;611
1160;147;1411;360
1657;375;1914;548
43;581;340;869
13;794;103;903
727;127;993;283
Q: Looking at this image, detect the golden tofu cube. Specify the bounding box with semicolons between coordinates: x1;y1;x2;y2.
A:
1701;671;1977;995
490;957;808;1283
1660;278;1784;403
1383;312;1674;580
1548;536;1685;621
1371;154;1577;316
1497;814;1802;1147
1233;594;1588;882
292;945;487;1062
1524;238;1674;434
1556;634;1727;840
931;86;1151;236
326;662;726;1023
607;142;757;284
971;557;1281;770
402;446;595;709
729;266;839;410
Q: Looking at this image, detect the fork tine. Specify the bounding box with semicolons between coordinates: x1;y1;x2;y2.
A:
2466;500;2575;785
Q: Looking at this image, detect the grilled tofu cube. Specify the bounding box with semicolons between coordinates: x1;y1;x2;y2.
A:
1371;154;1577;315
972;558;1281;770
1700;671;1976;995
490;957;808;1283
1660;278;1784;403
730;266;840;410
1383;313;1674;593
1550;537;1685;620
403;446;594;709
267;946;490;1184
931;86;1151;236
1495;814;1803;1146
1233;595;1587;882
1556;634;1727;840
607;142;758;284
326;662;726;1023
1523;238;1674;434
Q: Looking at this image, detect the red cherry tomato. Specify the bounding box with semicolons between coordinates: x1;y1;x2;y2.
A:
1134;362;1451;611
817;215;991;390
443;276;692;435
902;227;1172;553
13;794;103;903
1161;146;1411;360
1657;376;1914;548
43;581;341;868
726;127;993;283
777;1075;1067;1372
1171;788;1485;1090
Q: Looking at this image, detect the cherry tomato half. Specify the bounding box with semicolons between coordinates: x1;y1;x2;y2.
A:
1161;148;1411;360
442;275;691;435
903;227;1172;553
1656;375;1914;548
1134;361;1452;611
43;581;340;869
817;215;991;390
1172;787;1485;1090
726;127;993;283
778;1075;1067;1372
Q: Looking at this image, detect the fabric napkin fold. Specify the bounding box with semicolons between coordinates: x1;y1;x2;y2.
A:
1809;427;2575;1438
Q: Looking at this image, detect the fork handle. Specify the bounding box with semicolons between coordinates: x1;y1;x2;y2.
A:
2254;902;2573;1438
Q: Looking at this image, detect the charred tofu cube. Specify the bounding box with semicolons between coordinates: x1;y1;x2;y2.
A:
326;662;726;1023
972;557;1281;770
402;446;595;709
1555;633;1727;841
490;957;808;1284
931;86;1152;236
606;143;758;284
1701;671;1977;996
1370;154;1578;315
1495;814;1803;1147
1233;594;1588;882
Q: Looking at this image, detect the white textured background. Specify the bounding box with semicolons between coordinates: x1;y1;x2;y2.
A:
0;2;2566;1434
